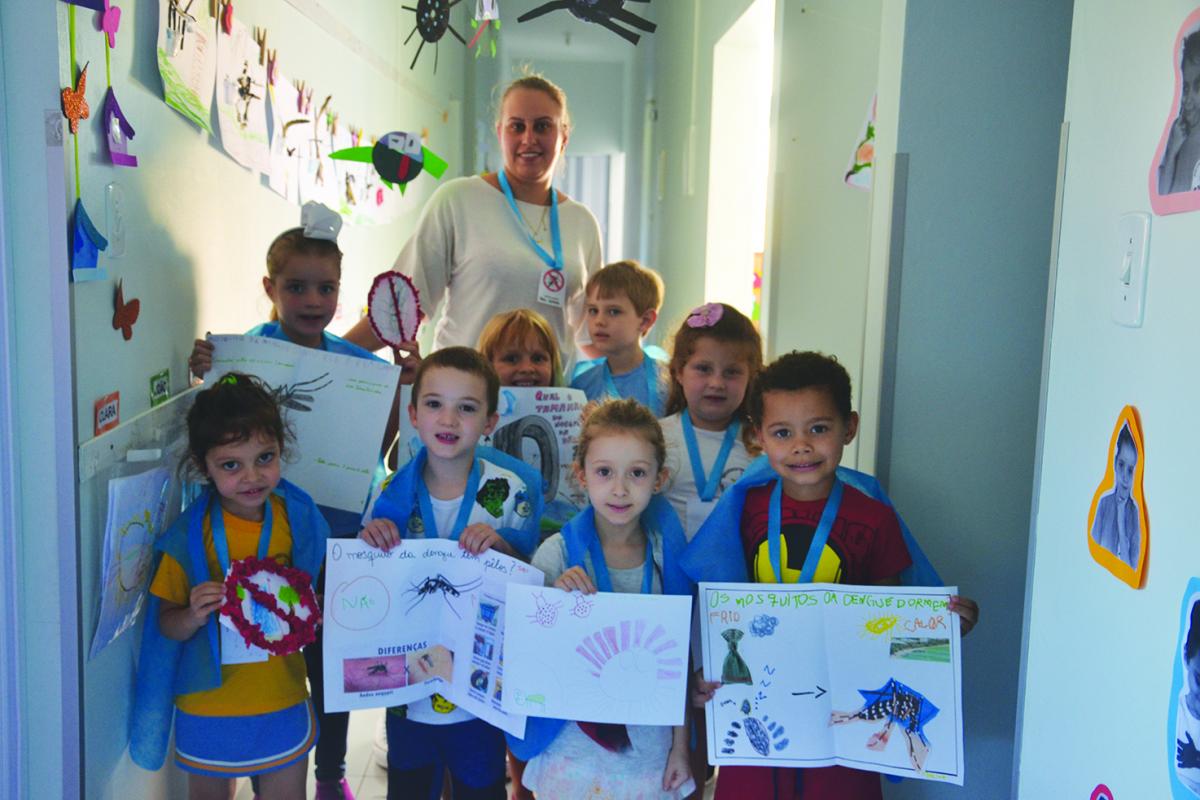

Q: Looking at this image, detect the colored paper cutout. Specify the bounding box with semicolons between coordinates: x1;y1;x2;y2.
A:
62;0;104;10
112;280;140;341
845;93;876;191
219;0;234;34
157;0;217;133
72;198;109;280
1087;406;1149;588
103;87;138;167
1167;580;1200;797
469;0;500;57
1091;784;1114;800
149;368;171;407
403;0;467;72
368;271;424;347
61;64;90;134
330;131;448;195
94;391;120;436
517;0;657;46
1150;8;1200;215
101;0;122;48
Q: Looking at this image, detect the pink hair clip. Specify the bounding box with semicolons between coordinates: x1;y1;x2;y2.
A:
686;303;724;328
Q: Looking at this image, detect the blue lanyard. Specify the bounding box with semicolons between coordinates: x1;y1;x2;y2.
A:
211;496;274;575
584;508;655;594
602;357;659;413
681;413;740;503
767;478;843;583
497;169;563;272
416;458;482;540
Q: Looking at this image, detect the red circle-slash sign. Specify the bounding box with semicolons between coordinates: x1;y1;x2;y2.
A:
543;270;564;292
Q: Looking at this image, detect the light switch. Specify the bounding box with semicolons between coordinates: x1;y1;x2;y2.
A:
1113;212;1150;327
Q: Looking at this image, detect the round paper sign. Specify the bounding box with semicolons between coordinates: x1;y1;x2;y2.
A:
368;271;424;347
220;557;320;656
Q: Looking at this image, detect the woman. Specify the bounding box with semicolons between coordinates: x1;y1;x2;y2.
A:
346;74;603;364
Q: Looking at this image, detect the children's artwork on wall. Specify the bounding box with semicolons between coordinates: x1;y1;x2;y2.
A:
267;70;305;202
208;334;400;516
103;88;138;167
1166;579;1200;797
403;0;467;71
502;585;692;725
516;0;657;46
112;280;140;341
156;0;217;133
1150;8;1200;214
99;0;122;48
61;63;90;135
215;18;270;172
845;93;876;191
1086;406;1149;588
88;466;171;660
698;582;964;784
330;131;449;195
1092;784;1115;800
72;198;109;281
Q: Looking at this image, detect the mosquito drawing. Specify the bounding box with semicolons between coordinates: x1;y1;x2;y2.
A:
269;373;332;412
404;573;482;619
367;663;389;675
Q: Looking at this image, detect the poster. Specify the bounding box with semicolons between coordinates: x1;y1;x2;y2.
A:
267;70;305;203
1150;8;1200;214
208;334;400;515
214;18;271;172
321;538;543;736
89;467;172;660
501;585;692;726
156;0;217;132
698;582;963;785
1166;578;1200;798
1086;406;1149;588
397;385;588;528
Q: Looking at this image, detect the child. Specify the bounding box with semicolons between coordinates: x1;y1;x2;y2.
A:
188;202;408;800
571;260;669;415
660;303;762;540
476;307;564;387
358;346;543;800
683;351;978;799
509;398;693;799
1159;30;1200;195
130;374;329;799
1177;599;1200;793
1090;423;1141;568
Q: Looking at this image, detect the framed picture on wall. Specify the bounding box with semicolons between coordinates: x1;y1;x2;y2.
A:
1149;8;1200;214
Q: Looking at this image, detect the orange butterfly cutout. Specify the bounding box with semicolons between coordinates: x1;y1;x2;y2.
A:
61;64;90;135
112;280;140;341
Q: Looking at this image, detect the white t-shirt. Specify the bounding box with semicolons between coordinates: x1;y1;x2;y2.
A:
659;412;755;541
393;175;603;358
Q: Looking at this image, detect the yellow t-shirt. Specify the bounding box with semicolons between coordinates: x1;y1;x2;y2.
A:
149;495;309;716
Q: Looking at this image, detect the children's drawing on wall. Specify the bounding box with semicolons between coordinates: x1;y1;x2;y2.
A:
267;70;305;202
156;0;216;133
1087;406;1149;588
215;18;270;172
844;93;876;190
1150;8;1200;214
1167;579;1200;797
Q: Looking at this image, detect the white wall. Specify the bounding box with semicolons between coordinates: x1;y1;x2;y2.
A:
1017;0;1200;794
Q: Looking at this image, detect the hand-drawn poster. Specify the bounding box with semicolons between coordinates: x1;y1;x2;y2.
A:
156;0;217;132
1087;406;1149;588
88;467;172;660
698;582;963;785
1166;578;1200;798
1150;8;1200;214
208;335;400;515
267;70;305;203
844;93;876;190
321;538;543;736
215;18;270;172
501;585;693;726
397;386;588;529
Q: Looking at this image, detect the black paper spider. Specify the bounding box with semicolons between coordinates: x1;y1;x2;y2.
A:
403;0;467;72
404;573;482;619
517;0;656;46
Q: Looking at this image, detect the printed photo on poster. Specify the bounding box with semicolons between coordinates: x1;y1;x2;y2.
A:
1087;406;1149;588
1150;8;1200;214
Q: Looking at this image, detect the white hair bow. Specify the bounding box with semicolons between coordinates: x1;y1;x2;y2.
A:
301;201;342;241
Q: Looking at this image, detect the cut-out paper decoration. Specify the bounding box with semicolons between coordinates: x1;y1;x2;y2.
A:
1087;406;1149;588
331;131;449;194
1091;785;1115;800
829;678;939;771
221;556;320;656
72;198;109;281
469;0;500;57
89;466;171;659
112;279;141;341
845;93;876;191
1150;8;1200;215
157;0;217;133
100;0;122;48
517;0;656;46
61;64;90;134
94;390;120;436
1166;579;1200;797
368;272;424;347
149;368;170;407
62;0;105;10
215;18;270;172
403;0;467;72
103;87;138;167
218;0;234;34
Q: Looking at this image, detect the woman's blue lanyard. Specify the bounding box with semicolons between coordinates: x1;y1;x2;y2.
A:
767;478;844;583
602;357;660;412
211;496;274;575
416;459;483;540
497;169;563;273
681;414;740;503
585;509;655;594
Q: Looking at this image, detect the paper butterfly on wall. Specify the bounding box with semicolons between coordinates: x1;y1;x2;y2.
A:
112;280;140;341
403;0;466;71
331;131;449;194
517;0;656;46
367;271;424;348
61;64;90;134
221;556;321;656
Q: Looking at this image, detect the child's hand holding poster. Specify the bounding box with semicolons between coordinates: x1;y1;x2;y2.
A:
699;582;964;785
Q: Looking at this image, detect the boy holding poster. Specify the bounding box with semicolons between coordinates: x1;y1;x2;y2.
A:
683;351;977;799
358;346;542;800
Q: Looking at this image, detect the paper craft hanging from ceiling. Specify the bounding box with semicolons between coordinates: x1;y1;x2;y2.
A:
1086;405;1149;589
468;0;500;58
330;131;448;195
156;0;217;133
1150;8;1200;215
215;17;271;172
403;0;467;71
517;0;656;46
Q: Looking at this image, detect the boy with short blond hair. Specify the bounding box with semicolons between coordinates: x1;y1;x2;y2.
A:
571;260;669;415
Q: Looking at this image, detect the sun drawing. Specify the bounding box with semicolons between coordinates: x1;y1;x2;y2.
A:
572;619;683;714
403;0;467;71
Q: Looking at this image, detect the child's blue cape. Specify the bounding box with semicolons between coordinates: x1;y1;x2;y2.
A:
245;320;386;363
679;456;941;586
128;479;329;771
369;446;543;559
505;494;694;761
